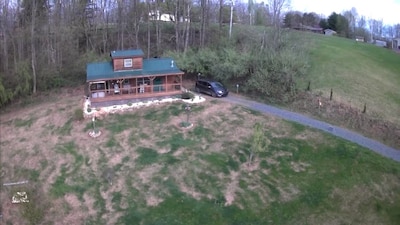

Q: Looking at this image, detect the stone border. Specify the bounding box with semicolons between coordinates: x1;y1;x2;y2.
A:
83;93;206;119
88;130;102;138
175;122;195;131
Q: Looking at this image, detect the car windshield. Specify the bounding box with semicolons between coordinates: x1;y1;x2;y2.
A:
211;82;224;89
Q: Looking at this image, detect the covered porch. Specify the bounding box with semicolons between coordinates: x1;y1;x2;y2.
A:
88;74;183;103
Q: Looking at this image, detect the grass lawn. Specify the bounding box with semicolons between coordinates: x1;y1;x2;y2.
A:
1;95;400;224
297;34;400;124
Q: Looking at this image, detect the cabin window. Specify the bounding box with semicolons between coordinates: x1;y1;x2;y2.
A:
90;82;105;90
137;77;150;85
124;58;133;67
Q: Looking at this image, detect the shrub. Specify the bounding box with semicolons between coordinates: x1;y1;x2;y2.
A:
181;92;194;100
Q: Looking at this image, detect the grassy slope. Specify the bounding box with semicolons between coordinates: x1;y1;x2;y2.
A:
1;96;400;224
297;34;400;123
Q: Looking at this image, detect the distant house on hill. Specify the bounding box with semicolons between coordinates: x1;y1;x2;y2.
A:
293;24;323;34
355;36;365;42
392;38;400;50
149;10;175;22
324;29;336;36
374;40;387;47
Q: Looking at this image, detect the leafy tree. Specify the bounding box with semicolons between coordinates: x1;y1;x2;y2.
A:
327;12;349;37
0;76;13;107
254;2;269;26
327;12;339;31
284;11;302;28
319;18;329;29
248;123;271;166
302;12;319;27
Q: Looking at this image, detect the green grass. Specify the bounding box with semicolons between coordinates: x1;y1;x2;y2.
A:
50;142;92;198
14;117;37;128
299;34;400;123
57;118;73;135
136;147;159;165
3;97;400;224
156;133;198;153
119;115;400;224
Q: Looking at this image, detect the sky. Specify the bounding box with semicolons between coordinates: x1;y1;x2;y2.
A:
289;0;400;25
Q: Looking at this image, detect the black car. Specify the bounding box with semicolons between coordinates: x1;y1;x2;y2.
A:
195;79;229;97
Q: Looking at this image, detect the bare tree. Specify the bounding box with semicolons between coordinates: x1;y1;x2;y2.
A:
248;0;254;25
183;0;192;52
200;0;208;47
116;0;126;49
369;18;383;39
174;0;181;51
343;7;358;37
1;0;10;72
128;0;143;48
358;15;366;28
268;0;289;28
268;0;289;47
30;0;38;94
395;24;400;38
219;0;223;29
146;0;151;58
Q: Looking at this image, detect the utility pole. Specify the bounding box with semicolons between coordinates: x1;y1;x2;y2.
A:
229;0;234;39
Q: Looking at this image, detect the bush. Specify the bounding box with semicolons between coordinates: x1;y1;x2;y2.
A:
181;92;194;100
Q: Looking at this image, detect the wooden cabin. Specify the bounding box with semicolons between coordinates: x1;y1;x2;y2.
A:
86;49;184;103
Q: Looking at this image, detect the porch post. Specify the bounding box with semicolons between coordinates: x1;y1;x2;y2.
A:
166;75;168;92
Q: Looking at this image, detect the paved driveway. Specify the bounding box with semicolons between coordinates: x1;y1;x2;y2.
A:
220;95;400;162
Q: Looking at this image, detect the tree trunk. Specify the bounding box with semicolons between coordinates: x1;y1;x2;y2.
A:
2;0;9;72
248;151;254;166
117;0;124;49
31;0;37;94
174;0;180;51
200;0;207;47
184;3;191;53
219;0;223;30
155;1;161;55
133;0;140;48
147;0;151;58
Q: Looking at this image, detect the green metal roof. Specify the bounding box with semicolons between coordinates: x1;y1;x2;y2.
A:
86;58;183;82
110;49;144;58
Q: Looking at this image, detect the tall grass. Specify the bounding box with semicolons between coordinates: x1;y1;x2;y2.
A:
299;34;400;123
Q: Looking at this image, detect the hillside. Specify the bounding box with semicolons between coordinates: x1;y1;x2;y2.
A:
1;92;400;224
297;34;400;124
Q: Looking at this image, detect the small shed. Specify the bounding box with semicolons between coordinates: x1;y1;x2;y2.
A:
86;49;184;103
355;36;365;42
392;38;400;50
374;40;387;47
324;29;337;36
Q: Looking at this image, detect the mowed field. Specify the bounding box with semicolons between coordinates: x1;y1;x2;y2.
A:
1;93;400;224
297;34;400;124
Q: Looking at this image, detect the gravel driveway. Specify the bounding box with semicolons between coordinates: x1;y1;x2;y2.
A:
220;95;400;162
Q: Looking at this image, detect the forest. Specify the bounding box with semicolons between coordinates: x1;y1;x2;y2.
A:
1;0;399;108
